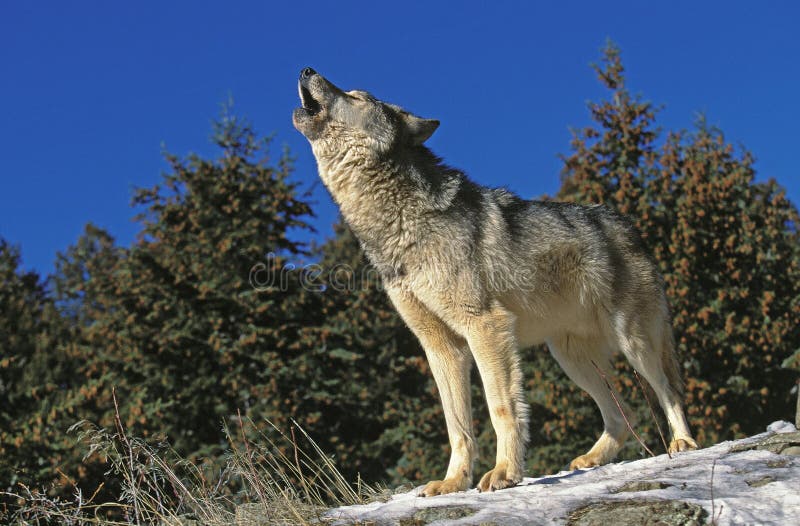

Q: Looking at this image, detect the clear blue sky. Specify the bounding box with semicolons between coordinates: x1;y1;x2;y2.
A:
2;1;798;274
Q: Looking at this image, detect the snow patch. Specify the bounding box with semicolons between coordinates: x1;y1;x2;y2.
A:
327;421;800;525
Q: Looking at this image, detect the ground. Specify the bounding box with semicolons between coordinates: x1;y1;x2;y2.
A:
325;421;800;526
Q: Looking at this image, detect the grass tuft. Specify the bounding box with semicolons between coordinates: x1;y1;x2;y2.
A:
3;393;378;525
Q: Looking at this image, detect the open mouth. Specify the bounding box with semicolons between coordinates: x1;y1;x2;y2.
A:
299;84;322;115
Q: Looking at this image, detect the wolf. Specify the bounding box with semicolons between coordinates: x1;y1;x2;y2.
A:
292;67;698;495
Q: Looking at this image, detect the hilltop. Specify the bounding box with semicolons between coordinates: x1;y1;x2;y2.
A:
325;421;800;526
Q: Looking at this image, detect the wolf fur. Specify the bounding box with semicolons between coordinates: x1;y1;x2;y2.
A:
292;68;697;495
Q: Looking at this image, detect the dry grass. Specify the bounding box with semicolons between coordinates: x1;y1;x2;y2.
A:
2;391;379;525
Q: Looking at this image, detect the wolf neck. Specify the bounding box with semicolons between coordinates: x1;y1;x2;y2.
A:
314;144;462;272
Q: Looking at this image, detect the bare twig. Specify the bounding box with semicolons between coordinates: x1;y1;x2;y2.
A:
86;481;105;506
591;360;655;458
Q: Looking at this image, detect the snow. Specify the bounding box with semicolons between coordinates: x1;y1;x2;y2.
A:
327;421;800;525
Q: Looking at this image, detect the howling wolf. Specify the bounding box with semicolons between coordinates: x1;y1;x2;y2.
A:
292;67;697;495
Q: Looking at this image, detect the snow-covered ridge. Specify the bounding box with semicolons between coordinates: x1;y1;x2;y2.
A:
327;421;800;525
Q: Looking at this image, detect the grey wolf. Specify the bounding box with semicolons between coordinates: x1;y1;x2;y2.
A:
292;67;698;495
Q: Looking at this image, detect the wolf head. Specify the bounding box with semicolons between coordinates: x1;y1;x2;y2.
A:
292;68;439;155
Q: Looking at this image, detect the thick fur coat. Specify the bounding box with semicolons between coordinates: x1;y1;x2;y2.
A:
292;68;697;494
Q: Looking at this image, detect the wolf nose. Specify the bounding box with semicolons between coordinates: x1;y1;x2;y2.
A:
300;67;316;80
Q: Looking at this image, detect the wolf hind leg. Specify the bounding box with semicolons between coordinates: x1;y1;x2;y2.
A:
547;335;630;469
613;313;697;453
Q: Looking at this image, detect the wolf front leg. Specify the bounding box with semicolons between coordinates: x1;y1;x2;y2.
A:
465;302;529;492
386;286;476;496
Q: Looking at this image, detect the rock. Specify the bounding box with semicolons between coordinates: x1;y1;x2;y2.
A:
745;475;776;487
766;458;790;468
567;500;707;526
729;430;800;455
397;505;477;525
612;480;671;493
328;421;800;525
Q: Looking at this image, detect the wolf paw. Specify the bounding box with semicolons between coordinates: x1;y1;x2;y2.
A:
668;437;698;453
419;475;470;497
477;463;522;492
569;453;603;470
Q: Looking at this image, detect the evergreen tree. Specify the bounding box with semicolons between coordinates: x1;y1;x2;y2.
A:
308;222;443;483
538;42;800;472
0;241;79;492
68;109;314;451
4;45;798;500
6;110;320;496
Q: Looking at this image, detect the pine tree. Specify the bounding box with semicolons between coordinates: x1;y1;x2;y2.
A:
541;42;800;471
299;222;441;483
0;241;78;493
6;46;798;500
24;109;319;496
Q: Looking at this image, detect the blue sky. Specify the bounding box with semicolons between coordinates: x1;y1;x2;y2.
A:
2;1;798;274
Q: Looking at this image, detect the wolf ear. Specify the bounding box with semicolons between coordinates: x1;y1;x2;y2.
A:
402;113;439;145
